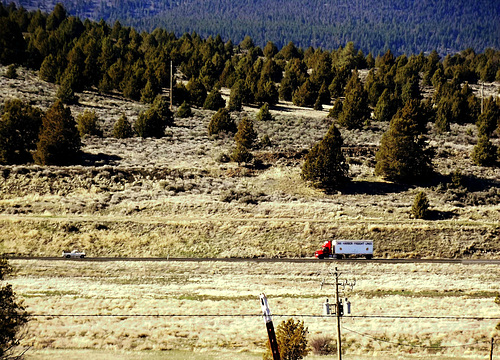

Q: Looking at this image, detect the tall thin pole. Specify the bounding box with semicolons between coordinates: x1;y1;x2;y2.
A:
490;337;494;360
170;60;173;111
335;268;342;360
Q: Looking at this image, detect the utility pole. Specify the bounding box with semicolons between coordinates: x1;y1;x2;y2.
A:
260;293;280;360
170;60;173;111
481;81;484;114
334;269;342;360
490;337;495;360
322;267;355;360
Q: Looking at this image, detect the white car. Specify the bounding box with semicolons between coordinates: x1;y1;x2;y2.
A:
62;250;86;259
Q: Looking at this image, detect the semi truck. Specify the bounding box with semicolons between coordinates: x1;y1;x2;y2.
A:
315;240;373;259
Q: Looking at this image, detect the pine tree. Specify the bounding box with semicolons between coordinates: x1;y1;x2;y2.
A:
34;100;81;165
234;117;257;149
375;105;433;183
113;113;133;138
338;71;370;129
301;125;349;189
208;108;236;136
411;191;430;219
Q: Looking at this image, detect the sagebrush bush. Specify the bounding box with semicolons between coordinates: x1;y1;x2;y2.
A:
77;110;102;137
113;114;133;138
310;336;336;355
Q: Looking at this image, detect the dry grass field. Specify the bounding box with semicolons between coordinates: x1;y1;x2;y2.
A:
8;259;500;359
0;66;499;358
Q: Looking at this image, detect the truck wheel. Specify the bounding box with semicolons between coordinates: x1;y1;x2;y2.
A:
336;254;343;260
365;255;373;260
318;254;324;259
65;255;70;258
80;255;85;259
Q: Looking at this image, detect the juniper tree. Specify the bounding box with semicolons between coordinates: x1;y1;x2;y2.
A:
256;103;274;121
411;191;430;219
176;101;192;118
234;117;257;149
77;110;102;137
264;318;309;360
34;100;81;165
0;99;43;164
113;114;133;139
134;95;173;138
375;101;433;183
0;258;29;360
208;108;236;136
338;71;370;129
301;124;349;189
203;88;226;110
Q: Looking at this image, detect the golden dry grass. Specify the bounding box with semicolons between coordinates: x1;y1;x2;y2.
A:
8;260;500;359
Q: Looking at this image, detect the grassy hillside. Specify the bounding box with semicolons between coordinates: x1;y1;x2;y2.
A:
0;66;499;259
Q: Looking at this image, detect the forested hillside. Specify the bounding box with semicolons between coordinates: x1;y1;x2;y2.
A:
8;0;500;55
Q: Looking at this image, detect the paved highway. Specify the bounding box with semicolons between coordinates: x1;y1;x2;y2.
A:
7;257;500;264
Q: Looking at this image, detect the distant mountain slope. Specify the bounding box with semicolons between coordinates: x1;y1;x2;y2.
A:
11;0;500;54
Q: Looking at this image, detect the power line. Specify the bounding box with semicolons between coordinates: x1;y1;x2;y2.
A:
343;325;491;349
26;313;500;320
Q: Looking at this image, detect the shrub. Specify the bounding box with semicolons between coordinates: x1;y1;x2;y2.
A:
134;95;173;138
186;77;207;107
33;100;81;165
257;102;274;121
5;64;17;79
231;143;253;165
310;336;335;355
264;318;309;360
208;108;236;136
203;89;226;110
0;259;29;359
77;110;102;137
260;134;272;148
411;191;430;219
176;101;192;118
471;135;497;166
234;117;257;149
113;114;133;138
328;98;343;118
